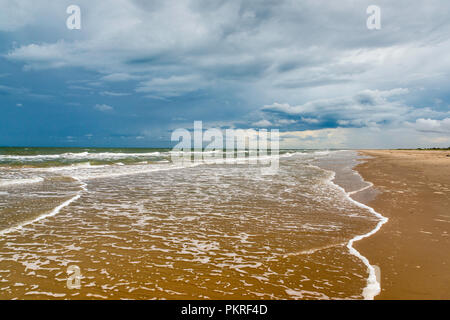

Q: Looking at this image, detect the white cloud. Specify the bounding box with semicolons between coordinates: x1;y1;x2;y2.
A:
100;91;130;97
300;117;319;124
135;75;207;97
252;119;272;127
408;118;450;133
279;125;450;149
262;89;411;127
94;104;113;112
0;0;58;31
101;73;140;82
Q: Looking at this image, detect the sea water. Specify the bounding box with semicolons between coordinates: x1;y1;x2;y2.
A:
0;148;384;299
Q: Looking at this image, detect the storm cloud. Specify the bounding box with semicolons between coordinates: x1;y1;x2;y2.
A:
0;0;449;147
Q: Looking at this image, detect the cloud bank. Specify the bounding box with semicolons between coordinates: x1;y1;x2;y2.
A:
0;0;449;147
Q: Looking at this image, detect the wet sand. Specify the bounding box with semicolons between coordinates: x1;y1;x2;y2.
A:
354;150;450;300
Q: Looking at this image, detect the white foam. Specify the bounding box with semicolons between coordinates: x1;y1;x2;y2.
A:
14;151;305;184
25;291;66;298
39;162;101;172
0;178;87;236
70;162;203;181
348;182;374;196
285;289;330;300
0;151;162;161
0;177;44;187
311;162;388;300
283;243;345;257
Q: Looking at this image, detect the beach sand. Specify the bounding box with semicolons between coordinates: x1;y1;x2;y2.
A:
354;150;450;299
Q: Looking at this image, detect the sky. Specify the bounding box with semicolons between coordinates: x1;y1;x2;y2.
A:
0;0;449;149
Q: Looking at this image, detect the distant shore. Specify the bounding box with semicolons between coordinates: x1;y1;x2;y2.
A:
354;150;450;299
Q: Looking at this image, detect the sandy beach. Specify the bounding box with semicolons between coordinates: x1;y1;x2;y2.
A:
0;149;448;299
354;150;450;299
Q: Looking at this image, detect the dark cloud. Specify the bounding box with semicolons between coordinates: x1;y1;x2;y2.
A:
1;0;450;147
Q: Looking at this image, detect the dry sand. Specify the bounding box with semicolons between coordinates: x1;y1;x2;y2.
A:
355;150;450;300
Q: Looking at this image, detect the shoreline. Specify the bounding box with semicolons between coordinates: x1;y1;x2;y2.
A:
0;178;87;236
311;151;389;300
353;150;450;299
328;171;388;300
313;154;388;300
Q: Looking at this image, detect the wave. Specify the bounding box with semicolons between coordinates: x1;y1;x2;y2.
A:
311;163;388;300
40;162;106;172
20;152;304;181
0;149;315;164
70;162;204;181
0;151;162;162
0;178;87;236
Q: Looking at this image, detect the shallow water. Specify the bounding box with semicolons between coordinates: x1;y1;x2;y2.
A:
0;149;380;299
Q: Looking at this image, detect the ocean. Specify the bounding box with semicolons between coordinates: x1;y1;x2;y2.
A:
0;148;385;299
